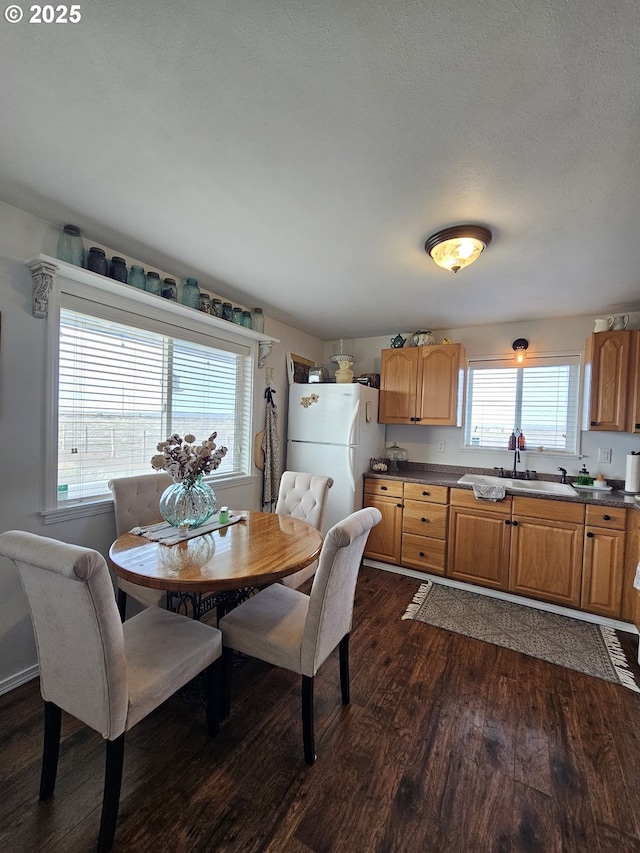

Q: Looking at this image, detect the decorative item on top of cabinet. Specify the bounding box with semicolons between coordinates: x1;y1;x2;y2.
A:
379;343;465;426
585;329;640;433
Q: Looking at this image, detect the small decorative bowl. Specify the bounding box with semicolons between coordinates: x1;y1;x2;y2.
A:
370;458;389;473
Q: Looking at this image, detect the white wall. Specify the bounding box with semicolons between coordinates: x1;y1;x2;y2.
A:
0;201;323;692
324;319;640;481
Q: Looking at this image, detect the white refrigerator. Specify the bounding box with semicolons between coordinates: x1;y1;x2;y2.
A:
286;383;386;533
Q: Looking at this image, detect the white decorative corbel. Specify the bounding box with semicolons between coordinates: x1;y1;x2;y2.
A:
28;258;59;318
258;340;273;368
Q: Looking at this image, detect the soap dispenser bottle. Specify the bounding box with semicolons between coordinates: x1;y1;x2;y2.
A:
508;430;517;450
577;465;592;486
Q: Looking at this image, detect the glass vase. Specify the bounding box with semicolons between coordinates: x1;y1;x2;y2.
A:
159;476;217;529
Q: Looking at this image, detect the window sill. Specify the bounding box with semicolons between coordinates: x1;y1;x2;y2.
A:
40;475;258;524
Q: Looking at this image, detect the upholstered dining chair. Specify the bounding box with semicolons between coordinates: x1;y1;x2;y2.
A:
0;530;223;853
108;473;173;618
275;471;334;589
219;506;381;765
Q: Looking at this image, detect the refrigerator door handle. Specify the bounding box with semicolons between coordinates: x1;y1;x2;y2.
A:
347;400;359;447
348;445;356;492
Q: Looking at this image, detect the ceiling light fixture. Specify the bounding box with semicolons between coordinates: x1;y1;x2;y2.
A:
512;338;529;364
425;225;492;273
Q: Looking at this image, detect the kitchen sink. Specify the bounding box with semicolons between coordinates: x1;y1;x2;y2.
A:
456;473;578;497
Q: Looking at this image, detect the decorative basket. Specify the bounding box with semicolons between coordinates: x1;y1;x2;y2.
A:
369;458;389;473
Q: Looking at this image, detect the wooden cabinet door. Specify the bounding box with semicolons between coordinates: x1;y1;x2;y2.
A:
379;348;418;424
581;526;626;618
447;505;511;590
628;330;640;434
415;344;465;426
509;517;583;607
362;493;403;563
586;331;632;431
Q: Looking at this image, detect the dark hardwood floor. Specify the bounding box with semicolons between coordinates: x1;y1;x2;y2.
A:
1;566;640;852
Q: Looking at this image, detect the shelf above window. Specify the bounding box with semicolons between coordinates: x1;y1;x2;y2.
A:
26;254;279;347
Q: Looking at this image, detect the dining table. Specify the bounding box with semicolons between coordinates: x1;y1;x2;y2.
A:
108;510;323;619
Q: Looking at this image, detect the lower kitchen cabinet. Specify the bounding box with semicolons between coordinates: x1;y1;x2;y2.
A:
581;505;627;618
400;483;448;574
509;497;584;608
363;479;403;564
447;490;512;590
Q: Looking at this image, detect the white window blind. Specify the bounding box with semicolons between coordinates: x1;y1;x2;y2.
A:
58;306;252;504
464;355;581;453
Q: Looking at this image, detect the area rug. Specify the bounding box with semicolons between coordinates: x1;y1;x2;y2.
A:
403;581;639;692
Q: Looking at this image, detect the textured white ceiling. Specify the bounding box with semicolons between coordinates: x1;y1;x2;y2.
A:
1;0;639;338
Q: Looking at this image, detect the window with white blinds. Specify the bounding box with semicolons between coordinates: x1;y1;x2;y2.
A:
57;303;252;505
464;355;581;453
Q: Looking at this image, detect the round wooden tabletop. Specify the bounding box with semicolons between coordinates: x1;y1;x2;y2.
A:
108;511;323;593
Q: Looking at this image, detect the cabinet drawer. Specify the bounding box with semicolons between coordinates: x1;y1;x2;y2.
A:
401;533;446;574
403;482;448;504
511;496;584;524
403;501;448;538
585;504;627;530
364;478;404;498
450;488;512;514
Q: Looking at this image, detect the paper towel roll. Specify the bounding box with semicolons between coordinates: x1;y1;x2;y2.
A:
625;454;640;493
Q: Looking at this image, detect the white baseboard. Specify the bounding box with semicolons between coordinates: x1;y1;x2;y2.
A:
0;664;39;697
363;558;639;635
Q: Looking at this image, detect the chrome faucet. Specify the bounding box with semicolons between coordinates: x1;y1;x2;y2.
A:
557;467;567;484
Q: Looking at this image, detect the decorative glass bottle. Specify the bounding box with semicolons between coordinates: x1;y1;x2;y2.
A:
221;302;233;321
128;265;146;289
162;278;178;300
241;310;253;328
145;271;162;295
252;307;264;333
56;224;85;267
86;247;108;275
181;278;200;309
211;298;222;318
158;475;218;528
109;256;128;283
232;307;243;324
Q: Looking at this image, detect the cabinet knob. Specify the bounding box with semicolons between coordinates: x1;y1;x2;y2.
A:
590;420;597;426
381;485;387;491
602;514;611;521
586;531;594;538
396;503;403;508
512;520;519;526
419;551;425;557
422;490;429;496
421;517;428;523
504;519;511;525
636;423;640;429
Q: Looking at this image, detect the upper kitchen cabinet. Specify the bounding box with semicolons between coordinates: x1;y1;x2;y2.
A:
586;330;639;432
379;344;465;425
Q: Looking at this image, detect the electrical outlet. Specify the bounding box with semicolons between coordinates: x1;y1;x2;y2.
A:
437;440;446;453
597;448;612;464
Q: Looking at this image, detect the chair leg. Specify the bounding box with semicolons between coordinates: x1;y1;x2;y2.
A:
220;647;233;720
39;701;61;799
301;675;316;765
339;633;350;705
204;658;221;737
97;733;125;853
117;587;127;622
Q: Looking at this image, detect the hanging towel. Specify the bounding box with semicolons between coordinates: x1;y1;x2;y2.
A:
472;483;506;501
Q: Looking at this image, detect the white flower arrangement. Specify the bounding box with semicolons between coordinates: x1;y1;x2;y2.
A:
151;432;228;485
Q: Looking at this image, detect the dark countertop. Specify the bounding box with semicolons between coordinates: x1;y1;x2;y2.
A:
365;464;640;511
